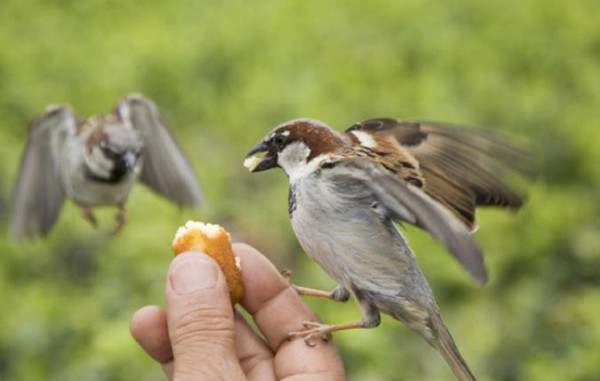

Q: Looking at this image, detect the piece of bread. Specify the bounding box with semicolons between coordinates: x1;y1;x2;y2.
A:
172;221;244;304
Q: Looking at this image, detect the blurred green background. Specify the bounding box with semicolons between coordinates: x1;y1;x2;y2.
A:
1;1;599;380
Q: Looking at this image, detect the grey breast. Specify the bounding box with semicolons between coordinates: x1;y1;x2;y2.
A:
289;169;430;303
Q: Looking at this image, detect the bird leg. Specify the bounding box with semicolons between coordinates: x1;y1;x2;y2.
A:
281;269;350;302
289;321;363;346
113;206;127;235
289;301;381;346
80;207;98;228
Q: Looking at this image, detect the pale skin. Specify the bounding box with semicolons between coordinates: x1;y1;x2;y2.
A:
130;243;346;380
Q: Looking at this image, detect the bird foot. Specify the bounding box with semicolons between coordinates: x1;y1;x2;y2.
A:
288;321;333;346
80;207;98;228
281;269;349;302
281;269;293;284
288;320;366;346
113;207;127;235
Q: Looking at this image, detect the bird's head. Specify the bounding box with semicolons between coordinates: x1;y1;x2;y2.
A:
244;119;344;179
84;116;143;182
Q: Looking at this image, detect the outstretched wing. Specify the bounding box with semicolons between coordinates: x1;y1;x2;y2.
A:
117;94;203;207
327;158;487;284
11;106;78;240
346;118;531;231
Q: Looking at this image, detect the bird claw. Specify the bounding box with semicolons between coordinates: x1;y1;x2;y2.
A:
281;269;293;286
113;207;127;235
80;208;98;228
288;321;333;346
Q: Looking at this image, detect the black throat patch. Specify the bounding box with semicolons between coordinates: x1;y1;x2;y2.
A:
84;164;129;184
288;184;297;217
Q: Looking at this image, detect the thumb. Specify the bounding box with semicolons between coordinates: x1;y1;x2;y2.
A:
166;252;245;381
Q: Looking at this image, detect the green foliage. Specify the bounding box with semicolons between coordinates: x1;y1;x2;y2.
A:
0;1;599;380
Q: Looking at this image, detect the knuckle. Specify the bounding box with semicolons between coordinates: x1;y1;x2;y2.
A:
175;356;242;381
171;306;235;348
239;351;273;375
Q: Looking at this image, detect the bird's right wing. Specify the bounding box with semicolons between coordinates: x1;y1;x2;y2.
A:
326;158;487;284
10;106;78;240
117;94;203;207
346;118;532;231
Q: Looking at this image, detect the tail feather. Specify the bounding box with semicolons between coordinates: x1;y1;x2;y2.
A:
432;315;477;381
385;291;477;380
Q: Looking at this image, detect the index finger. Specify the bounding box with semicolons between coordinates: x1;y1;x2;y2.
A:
233;243;345;380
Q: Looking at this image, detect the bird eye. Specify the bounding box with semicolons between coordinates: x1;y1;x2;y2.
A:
272;134;287;149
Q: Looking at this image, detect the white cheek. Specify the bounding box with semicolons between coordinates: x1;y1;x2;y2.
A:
278;143;309;181
278;142;326;183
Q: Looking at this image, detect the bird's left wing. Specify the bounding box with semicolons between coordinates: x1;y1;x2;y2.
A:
325;158;487;284
10;106;78;240
117;94;203;207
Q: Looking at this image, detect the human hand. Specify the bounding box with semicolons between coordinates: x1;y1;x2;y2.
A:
130;243;345;380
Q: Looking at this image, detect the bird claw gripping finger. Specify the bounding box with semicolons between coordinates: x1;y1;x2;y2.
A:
281;269;293;285
288;321;333;346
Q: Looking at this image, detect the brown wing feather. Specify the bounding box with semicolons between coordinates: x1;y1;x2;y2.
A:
346;118;530;231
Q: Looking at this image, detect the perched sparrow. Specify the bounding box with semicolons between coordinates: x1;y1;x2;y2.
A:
244;118;529;381
11;94;203;240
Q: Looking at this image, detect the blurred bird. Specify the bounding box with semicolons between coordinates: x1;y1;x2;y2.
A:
245;118;530;381
11;94;203;240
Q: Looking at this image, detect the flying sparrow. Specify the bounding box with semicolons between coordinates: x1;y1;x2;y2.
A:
244;118;529;381
11;94;203;240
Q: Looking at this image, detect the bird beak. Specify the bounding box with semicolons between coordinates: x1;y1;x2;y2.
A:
244;142;277;172
121;151;138;171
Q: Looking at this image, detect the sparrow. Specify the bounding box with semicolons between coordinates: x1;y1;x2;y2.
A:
244;118;530;381
10;94;203;240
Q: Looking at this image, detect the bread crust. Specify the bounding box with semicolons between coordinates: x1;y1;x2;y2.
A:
172;221;244;304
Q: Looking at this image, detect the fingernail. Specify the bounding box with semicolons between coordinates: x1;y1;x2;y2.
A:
170;254;218;294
